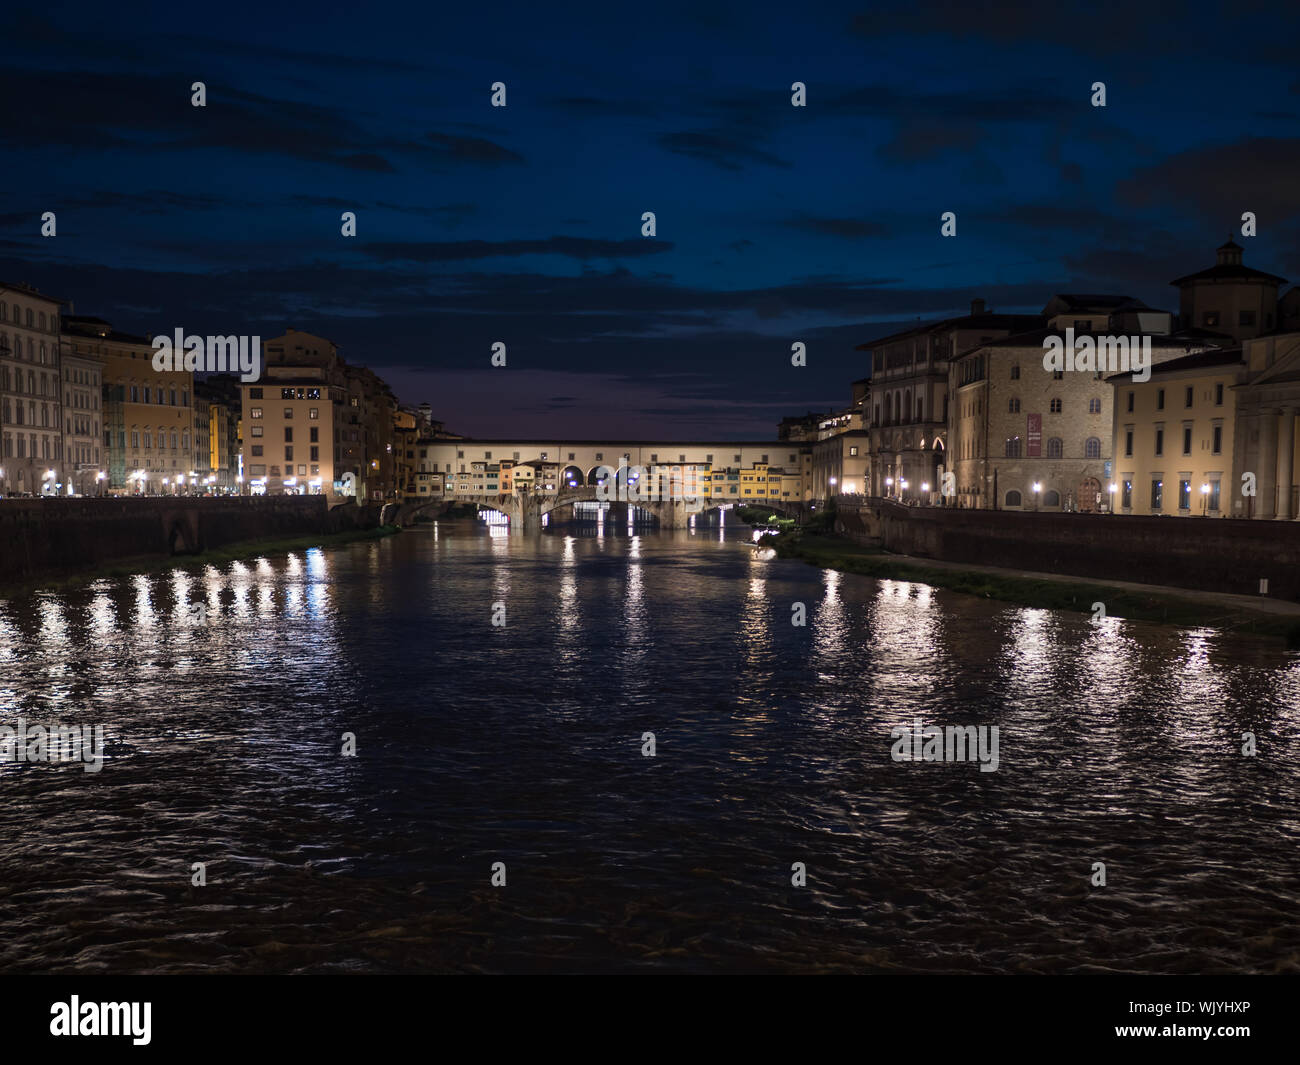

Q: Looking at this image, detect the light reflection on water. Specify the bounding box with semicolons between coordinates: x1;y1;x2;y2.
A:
0;525;1297;974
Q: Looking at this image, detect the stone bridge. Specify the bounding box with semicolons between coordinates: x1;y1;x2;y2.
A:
389;488;804;531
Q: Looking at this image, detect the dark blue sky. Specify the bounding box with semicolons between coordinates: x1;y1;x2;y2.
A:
3;0;1297;438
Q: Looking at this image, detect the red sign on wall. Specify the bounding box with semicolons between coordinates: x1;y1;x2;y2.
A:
1026;413;1042;457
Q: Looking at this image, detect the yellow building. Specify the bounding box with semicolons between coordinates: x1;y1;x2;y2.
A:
1110;348;1246;516
241;367;340;497
62;316;196;494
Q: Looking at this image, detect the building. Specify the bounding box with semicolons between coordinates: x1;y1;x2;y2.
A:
60;347;105;495
0;282;65;495
62;315;197;494
261;329;400;502
241;367;340;497
196;376;241;491
948;296;1216;511
1109;347;1246;517
1229;332;1300;519
1171;239;1286;341
857;299;1041;500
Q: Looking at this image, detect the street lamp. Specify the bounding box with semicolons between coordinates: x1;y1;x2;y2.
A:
1200;482;1210;516
1032;481;1042;511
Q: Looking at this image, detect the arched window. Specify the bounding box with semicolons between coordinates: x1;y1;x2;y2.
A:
1005;490;1022;507
1085;437;1101;458
1044;490;1061;507
1046;437;1063;458
1005;437;1022;458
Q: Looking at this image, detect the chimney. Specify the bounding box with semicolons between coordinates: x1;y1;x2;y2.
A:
970;298;986;315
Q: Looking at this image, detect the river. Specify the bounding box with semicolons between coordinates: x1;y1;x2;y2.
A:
1;519;1297;973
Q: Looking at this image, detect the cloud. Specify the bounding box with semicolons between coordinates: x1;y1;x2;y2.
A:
1117;138;1300;223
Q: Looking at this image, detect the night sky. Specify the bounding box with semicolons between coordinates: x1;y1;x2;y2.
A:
3;1;1297;438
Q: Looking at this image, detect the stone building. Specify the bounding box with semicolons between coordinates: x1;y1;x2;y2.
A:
1171;238;1286;341
0;282;65;495
948;295;1216;511
856;299;1040;501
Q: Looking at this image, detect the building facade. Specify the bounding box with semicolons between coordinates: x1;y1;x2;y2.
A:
60;348;105;495
0;282;65;495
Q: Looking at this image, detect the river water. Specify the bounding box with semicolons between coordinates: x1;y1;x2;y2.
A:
1;520;1298;973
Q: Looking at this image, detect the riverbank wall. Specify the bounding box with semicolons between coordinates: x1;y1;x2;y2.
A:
0;498;384;584
835;499;1300;602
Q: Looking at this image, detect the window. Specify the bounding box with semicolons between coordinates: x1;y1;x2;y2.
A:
251;407;263;418
284;408;293;419
1044;490;1061;507
284;427;294;442
1046;437;1063;459
1052;370;1064;380
310;446;319;461
1088;398;1101;414
1009;397;1020;413
1010;365;1020;380
1156;389;1165;410
1212;425;1222;454
1178;478;1192;510
251;445;264;456
1005;437;1022;458
310;427;318;442
1185;386;1194;408
1203;312;1220;327
1122;479;1133;509
1155;429;1163;456
849;446;858;456
1151;478;1163;510
285;447;294;461
1182;426;1192;455
1215;383;1224;406
1005;490;1022;507
1126;392;1134;413
309;408;319;419
251;425;263;437
1049;398;1062;413
1209;478;1221;512
1085;437;1102;459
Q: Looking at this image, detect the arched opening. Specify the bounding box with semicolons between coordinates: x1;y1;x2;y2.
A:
587;465;612;486
1044;489;1061;507
1005;490;1023;508
560;465;584;489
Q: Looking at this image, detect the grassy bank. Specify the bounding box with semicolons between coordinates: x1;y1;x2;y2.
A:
0;524;401;596
765;529;1300;646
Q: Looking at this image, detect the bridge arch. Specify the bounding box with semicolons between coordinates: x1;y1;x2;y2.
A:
560;465;584;489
